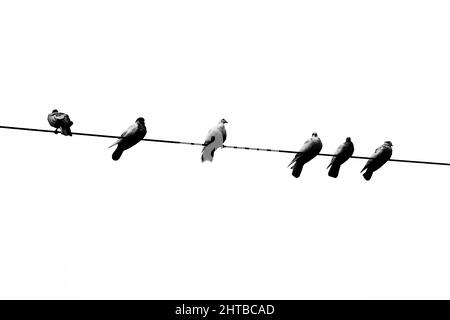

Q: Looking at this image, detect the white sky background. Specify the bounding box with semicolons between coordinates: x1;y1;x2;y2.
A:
0;0;449;299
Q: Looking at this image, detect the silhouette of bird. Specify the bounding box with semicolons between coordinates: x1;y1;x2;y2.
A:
47;109;73;136
327;137;354;178
361;141;393;180
201;119;228;162
109;117;147;161
288;132;322;178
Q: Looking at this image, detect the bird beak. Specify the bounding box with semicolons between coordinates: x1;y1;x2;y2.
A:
224;120;228;124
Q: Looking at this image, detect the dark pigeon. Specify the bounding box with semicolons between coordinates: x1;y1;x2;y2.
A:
361;141;393;181
288;132;322;178
327;137;354;178
48;109;73;136
109;117;147;161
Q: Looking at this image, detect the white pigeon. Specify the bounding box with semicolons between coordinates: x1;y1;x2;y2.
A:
361;141;393;180
201;119;228;162
327;137;354;178
109;117;147;161
47;109;73;136
288;132;323;178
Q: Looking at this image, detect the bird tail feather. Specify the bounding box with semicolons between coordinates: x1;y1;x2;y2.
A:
363;170;373;181
201;154;213;162
292;163;303;178
201;148;215;162
201;154;209;162
328;164;340;178
112;147;123;161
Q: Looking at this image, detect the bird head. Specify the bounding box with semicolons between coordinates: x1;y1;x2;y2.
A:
136;117;145;124
346;137;352;142
312;132;318;137
384;141;393;147
220;118;228;124
52;109;58;113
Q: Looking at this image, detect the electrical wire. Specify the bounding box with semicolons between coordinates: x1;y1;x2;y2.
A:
0;125;449;166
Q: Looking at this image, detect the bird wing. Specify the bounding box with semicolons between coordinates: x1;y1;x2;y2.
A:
335;143;346;156
121;123;139;138
109;123;138;148
287;138;316;168
202;128;218;152
372;146;384;158
373;145;392;167
327;141;354;168
361;145;384;172
327;143;345;169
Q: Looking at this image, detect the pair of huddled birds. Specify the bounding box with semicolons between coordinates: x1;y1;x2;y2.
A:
47;110;393;180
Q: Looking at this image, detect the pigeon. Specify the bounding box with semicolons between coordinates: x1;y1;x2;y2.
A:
327;137;354;178
360;141;393;181
109;117;147;161
288;132;323;178
47;109;73;136
201;119;228;162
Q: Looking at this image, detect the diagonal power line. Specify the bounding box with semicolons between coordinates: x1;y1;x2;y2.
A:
0;125;449;166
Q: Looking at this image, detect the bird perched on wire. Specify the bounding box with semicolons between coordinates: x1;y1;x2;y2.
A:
327;137;354;178
201;118;228;162
47;109;73;136
109;117;147;161
360;141;393;181
288;132;322;178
